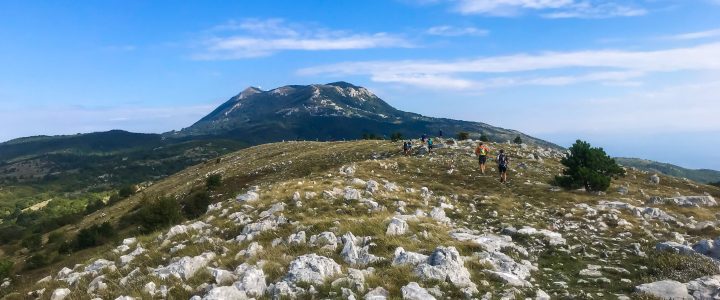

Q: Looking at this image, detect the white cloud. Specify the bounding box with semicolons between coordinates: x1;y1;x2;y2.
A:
449;0;646;18
299;42;720;90
663;28;720;40
194;19;412;60
426;25;489;36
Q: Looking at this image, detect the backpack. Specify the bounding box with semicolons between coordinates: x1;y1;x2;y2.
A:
476;146;487;156
498;154;508;167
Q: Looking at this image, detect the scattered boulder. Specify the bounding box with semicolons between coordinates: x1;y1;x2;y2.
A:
635;280;691;299
50;288;71;300
686;275;720;299
415;247;477;291
234;264;267;297
692;238;720;259
288;231;307;245
341;232;383;266
649;174;660;185
202;286;248;300
393;247;429;266
284;254;342;285
154;252;216;280
344;188;362;201
401;282;436;300
365;287;390;300
309;232;339;251
648;196;717;207
386;217;409;235
236;186;260;202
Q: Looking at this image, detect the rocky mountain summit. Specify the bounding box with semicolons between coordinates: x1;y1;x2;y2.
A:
5;139;720;299
174;82;558;148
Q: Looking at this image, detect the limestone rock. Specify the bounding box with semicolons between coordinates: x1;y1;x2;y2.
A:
284;254;342;284
401;282;436;300
635;280;691;299
386;217;409;236
50;288;71;300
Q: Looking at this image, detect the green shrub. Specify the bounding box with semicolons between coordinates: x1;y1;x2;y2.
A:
182;190;211;219
555;140;625;192
47;231;65;245
390;132;403;142
0;259;13;279
85;198;105;214
21;234;42;249
76;222;115;250
479;133;490;142
457;132;470;140
361;133;382;140
513;136;523;144
205;174;222;191
134;197;182;233
25;253;49;270
118;185;136;198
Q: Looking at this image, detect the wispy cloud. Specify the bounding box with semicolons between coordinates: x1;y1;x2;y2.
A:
419;0;647;18
193;18;412;60
426;25;489;36
103;45;137;52
663;28;720;40
298;42;720;90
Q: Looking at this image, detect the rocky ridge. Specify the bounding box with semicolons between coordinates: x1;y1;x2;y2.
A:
5;139;720;299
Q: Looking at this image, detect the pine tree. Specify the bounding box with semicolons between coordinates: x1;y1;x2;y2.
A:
513;136;523;144
555;140;625;192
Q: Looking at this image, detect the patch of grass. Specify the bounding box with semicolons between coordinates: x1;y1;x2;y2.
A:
638;250;720;283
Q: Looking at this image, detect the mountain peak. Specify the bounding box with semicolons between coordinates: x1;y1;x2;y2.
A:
325;81;358;89
238;86;263;99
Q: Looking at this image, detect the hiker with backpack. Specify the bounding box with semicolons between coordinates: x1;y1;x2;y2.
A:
497;149;510;183
402;141;412;156
475;142;490;175
427;138;434;153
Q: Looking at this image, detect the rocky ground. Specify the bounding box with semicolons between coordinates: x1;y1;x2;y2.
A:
3;139;720;299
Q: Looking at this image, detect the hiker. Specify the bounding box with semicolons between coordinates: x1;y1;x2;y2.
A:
427;138;434;153
475;142;490;175
402;141;411;156
439;130;443;137
497;149;510;183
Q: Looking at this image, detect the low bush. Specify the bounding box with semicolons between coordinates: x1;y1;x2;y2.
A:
132;196;183;233
182;190;211;219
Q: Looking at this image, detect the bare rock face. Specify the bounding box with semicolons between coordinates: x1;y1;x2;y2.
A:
284;254;342;285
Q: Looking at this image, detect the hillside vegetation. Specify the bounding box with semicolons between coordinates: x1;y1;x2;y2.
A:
2;139;720;299
616;157;720;184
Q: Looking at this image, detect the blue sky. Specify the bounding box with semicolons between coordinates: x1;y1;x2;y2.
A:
1;0;719;169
